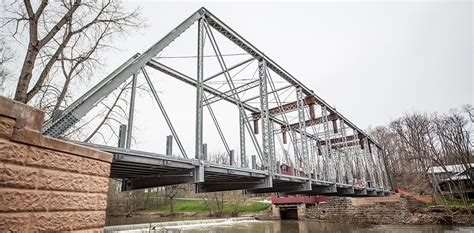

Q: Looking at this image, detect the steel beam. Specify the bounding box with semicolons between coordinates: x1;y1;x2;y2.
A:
166;135;173;156
202;8;381;148
125;73;137;149
259;59;273;188
203;57;254;83
251;96;316;120
43;9;203;137
146;60;319;141
240;110;246;167
142;68;188;158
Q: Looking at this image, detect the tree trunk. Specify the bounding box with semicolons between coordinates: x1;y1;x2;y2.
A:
14;45;38;103
52;77;71;113
170;198;174;213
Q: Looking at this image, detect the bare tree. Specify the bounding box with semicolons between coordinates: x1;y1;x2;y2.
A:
1;0;143;103
463;104;474;123
371;107;473;207
0;38;14;94
164;185;184;213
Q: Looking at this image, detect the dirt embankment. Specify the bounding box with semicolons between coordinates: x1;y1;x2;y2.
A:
407;206;473;225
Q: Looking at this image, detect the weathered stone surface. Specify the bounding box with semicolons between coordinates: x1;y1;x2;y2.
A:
3;163;39;189
271;204;281;219
297;203;307;219
0;213;30;232
0;96;111;231
72;211;106;230
89;175;110;193
349;195;400;206
0;116;15;139
36;168;90;192
30;211;75;231
11;128;112;163
48;192;108;211
0;138;29;165
0;95;44;132
0;188;49;212
74;228;105;233
306;197;411;225
27;145;83;173
80;156;111;177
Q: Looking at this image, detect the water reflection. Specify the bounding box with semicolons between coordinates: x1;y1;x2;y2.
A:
106;217;474;233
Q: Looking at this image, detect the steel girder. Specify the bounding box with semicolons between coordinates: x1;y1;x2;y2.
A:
43;10;204;137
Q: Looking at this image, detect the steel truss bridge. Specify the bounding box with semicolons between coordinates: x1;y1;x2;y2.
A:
43;8;393;196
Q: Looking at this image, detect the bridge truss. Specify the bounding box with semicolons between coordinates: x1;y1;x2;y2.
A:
43;8;393;196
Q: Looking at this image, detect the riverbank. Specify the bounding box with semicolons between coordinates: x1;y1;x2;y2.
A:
106;199;271;226
304;196;474;226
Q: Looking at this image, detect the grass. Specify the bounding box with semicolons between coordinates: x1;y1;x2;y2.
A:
152;199;270;213
444;198;474;207
431;196;474;207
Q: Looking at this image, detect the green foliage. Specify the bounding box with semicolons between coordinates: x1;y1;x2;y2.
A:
443;198;474;207
152;199;270;213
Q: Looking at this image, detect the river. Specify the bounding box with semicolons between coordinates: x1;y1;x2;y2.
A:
105;216;474;232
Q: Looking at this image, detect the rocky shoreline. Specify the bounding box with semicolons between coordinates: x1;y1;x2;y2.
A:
305;197;474;226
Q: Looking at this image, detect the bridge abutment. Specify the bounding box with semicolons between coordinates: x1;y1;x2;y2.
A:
0;96;113;232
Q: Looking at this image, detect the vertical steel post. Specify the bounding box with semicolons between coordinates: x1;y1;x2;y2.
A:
309;139;316;178
375;147;385;189
269;122;276;174
230;150;235;166
240;110;246;167
126;73;137;149
322;106;335;182
118;124;127;148
361;138;370;187
195;17;205;183
296;87;310;178
202;143;208;161
258;58;272;187
118;124;128;191
252;154;257;170
340;119;354;185
166;135;173;156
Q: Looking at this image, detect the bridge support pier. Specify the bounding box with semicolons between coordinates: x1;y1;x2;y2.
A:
0;96;112;232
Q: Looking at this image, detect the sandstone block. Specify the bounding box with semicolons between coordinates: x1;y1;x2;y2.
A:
3;163;38;189
0;116;15;139
26;145;83;173
88;176;110;193
80;157;111;177
0;188;48;212
36;168;89;192
0;213;30;232
30;211;75;231
47;192;106;211
0;139;29;165
72;211;106;230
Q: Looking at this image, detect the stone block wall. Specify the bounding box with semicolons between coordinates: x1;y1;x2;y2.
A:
306;195;412;224
0;96;112;232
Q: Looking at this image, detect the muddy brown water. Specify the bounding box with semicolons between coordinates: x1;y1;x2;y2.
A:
106;216;474;232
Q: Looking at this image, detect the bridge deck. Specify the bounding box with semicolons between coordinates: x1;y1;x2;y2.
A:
79;142;391;197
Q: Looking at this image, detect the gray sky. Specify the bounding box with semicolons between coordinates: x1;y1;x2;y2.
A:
3;0;473;156
114;0;472;125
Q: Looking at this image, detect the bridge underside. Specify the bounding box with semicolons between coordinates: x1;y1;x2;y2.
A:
85;143;391;197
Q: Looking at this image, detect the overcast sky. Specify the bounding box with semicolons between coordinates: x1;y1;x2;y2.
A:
3;0;473;155
114;0;472;125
